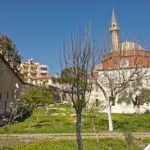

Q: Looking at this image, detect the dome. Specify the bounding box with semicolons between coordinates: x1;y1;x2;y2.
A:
119;41;144;51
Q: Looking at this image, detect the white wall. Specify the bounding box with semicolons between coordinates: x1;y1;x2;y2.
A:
0;58;24;115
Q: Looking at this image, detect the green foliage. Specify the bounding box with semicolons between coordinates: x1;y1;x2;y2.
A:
139;88;150;104
143;138;150;143
118;81;139;105
59;67;91;110
59;67;88;90
118;86;150;107
118;90;131;105
0;34;21;69
59;67;75;84
21;87;53;112
124;131;136;150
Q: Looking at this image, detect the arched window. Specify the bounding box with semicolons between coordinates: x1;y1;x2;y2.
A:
12;90;14;99
6;92;9;100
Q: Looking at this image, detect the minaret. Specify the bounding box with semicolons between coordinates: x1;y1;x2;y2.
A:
109;9;119;51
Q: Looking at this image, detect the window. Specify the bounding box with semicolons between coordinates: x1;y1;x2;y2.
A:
96;99;99;107
6;92;9;100
0;93;2;101
146;79;149;86
12;91;14;99
40;73;47;76
97;85;99;92
119;58;129;68
40;67;47;71
5;101;7;113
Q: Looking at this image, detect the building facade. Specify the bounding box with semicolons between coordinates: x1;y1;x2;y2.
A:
0;54;24;115
20;59;52;87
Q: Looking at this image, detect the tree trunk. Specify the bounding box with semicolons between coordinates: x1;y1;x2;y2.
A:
36;110;39;125
76;109;83;150
134;105;140;114
107;101;113;132
96;82;113;132
45;106;49;115
92;118;99;143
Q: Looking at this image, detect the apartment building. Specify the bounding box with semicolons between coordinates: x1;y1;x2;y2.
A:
20;59;51;86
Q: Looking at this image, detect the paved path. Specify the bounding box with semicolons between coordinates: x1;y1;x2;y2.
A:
0;132;149;141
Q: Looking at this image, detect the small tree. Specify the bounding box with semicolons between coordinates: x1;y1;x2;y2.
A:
124;131;137;150
60;27;98;150
139;88;150;104
21;86;53;124
118;79;142;112
118;83;150;113
86;100;104;143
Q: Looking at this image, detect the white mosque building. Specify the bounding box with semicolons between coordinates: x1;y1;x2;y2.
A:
90;10;150;113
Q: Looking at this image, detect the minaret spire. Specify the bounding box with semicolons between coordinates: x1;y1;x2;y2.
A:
109;9;119;51
112;8;116;22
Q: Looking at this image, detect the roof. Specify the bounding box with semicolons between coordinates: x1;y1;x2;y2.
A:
33;76;50;80
120;41;144;51
0;54;25;84
101;49;150;70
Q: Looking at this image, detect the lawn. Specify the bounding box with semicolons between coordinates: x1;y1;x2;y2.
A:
0;103;150;133
2;138;150;150
13;139;126;150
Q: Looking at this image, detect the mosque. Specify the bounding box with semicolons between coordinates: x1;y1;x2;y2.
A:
91;10;150;113
103;9;150;69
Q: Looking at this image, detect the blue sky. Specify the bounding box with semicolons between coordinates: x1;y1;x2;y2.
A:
0;0;150;74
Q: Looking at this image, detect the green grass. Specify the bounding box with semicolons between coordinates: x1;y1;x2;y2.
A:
143;137;150;143
2;138;150;150
6;139;126;150
0;103;150;133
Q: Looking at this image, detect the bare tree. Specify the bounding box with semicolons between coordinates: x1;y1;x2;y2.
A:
60;27;98;150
